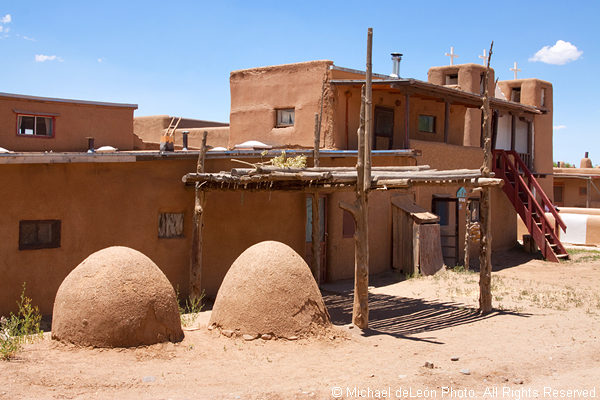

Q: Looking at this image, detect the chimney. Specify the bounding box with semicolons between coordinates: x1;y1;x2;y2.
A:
581;152;593;168
390;53;403;78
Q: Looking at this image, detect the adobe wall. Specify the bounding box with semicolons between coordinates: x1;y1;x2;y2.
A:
133;116;229;150
428;64;495;148
229;61;333;149
0;96;135;152
554;177;600;208
0;159;195;315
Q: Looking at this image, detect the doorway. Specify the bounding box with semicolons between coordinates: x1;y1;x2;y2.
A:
305;195;327;282
432;197;458;266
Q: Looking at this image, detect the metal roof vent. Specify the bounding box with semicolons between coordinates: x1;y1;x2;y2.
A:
390;53;403;78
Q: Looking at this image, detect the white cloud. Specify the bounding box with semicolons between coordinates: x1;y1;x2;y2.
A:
529;40;582;65
553;125;567;131
97;58;103;63
0;26;3;33
1;14;11;24
35;54;63;62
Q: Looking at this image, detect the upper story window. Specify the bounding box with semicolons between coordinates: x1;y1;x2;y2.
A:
17;114;54;137
511;88;521;103
445;74;458;85
275;108;295;127
418;115;436;133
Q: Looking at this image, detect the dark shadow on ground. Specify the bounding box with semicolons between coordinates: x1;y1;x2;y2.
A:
322;290;530;343
456;245;543;272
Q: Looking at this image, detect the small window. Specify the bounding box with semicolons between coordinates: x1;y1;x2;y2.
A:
541;88;546;107
445;74;458;85
275;108;295;127
554;185;563;203
19;220;61;250
342;210;355;238
579;187;587;196
158;212;184;238
511;88;521;103
17;115;54;137
469;200;480;222
418;115;436;133
479;74;485;95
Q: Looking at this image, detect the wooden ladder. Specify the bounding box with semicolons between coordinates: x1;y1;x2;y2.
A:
493;150;569;262
166;117;181;137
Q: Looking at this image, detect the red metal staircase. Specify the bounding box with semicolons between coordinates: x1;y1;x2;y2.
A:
492;150;569;262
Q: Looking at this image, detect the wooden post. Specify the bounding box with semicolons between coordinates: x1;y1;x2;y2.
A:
339;28;373;329
311;193;321;284
444;100;450;144
587;178;591;208
479;42;494;314
190;131;208;299
313;113;320;168
464;199;471;270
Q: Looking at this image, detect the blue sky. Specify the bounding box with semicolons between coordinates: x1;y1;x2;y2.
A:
1;1;598;164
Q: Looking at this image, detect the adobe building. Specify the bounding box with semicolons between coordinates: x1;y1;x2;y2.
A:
0;56;561;316
553;153;600;208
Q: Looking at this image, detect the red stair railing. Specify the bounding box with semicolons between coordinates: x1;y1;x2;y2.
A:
493;150;568;262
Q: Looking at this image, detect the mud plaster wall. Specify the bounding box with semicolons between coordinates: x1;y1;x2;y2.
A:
229;61;333;148
133;116;229;150
0;97;135;152
0;159;195;315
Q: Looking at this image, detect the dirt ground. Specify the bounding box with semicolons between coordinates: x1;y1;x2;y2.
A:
1;248;599;400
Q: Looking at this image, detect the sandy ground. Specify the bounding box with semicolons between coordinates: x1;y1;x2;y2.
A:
1;248;599;400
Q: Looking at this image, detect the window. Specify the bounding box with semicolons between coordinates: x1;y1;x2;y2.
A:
19;220;61;250
445;74;458;85
374;107;394;149
541;88;546;107
275;108;295;127
479;74;485;95
158;213;184;238
418;115;436;133
511;88;521;103
17;115;54;137
342;210;355;238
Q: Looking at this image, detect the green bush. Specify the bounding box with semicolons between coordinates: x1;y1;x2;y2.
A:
0;283;43;361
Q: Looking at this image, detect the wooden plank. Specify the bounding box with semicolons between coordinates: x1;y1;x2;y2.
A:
418;224;444;276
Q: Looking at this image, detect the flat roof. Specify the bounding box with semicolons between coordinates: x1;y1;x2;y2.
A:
0;149;419;165
0;92;138;109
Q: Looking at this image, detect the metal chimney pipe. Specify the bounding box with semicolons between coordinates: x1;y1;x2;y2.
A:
86;137;95;153
182;130;190;151
390;53;403;78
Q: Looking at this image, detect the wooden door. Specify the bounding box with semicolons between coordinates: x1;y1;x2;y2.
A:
432;198;458;266
305;195;327;282
392;206;415;275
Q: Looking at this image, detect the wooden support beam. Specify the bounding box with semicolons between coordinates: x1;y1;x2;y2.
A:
587;178;591;209
190;131;208;300
510;112;516;152
479;42;494;314
464;199;471;271
313;113;320;168
311;193;322;284
444;100;450;144
404;93;410;149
